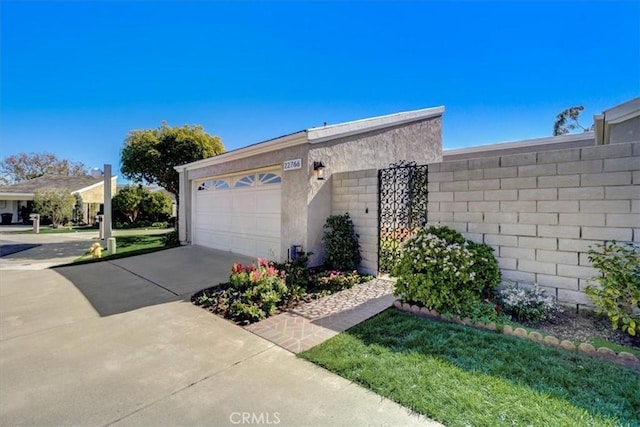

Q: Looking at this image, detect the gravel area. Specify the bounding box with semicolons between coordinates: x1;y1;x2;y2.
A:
290;278;395;320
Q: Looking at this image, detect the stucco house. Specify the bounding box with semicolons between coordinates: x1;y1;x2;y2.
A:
0;174;118;224
175;106;445;268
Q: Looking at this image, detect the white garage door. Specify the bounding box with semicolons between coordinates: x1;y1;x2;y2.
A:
193;170;281;259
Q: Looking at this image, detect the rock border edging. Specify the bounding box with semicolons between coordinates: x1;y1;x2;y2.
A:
393;300;640;368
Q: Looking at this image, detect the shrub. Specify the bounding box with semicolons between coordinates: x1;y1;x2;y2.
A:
392;225;501;316
163;230;180;247
466;298;507;324
392;227;478;315
311;270;361;294
586;241;640;336
273;253;313;304
467;240;501;297
225;259;288;323
140;191;173;223
498;283;562;323
323;213;361;271
72;193;84;224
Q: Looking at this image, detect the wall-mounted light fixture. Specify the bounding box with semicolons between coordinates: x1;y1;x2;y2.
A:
313;161;326;180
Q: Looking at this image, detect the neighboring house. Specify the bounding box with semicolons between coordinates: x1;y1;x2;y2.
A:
175;106;445;265
0;175;118;224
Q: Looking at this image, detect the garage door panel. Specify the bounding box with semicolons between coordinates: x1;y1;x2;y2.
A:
232;193;257;211
255;240;281;259
259;191;281;214
256;217;280;238
199;214;233;232
194;172;281;259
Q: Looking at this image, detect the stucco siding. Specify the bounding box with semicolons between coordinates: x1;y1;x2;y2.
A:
78;177;118;204
609;115;640;144
183;143;310;260
179;114;443;265
306;116;442;265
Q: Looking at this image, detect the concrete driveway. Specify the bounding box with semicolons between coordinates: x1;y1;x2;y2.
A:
0;246;439;426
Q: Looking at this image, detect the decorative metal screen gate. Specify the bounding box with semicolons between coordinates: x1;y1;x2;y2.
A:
378;161;429;273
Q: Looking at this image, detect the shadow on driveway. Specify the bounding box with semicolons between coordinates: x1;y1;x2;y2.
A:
53;246;255;317
0;244;40;257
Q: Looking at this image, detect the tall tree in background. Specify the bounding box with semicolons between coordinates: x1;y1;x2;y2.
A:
120;123;225;201
553;106;595;136
0;152;87;184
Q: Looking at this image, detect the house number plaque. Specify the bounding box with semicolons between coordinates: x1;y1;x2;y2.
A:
283;159;302;171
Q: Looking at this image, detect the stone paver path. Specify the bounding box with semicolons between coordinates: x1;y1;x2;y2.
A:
245;279;395;353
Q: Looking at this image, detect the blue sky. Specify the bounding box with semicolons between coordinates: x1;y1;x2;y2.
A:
1;1;638;182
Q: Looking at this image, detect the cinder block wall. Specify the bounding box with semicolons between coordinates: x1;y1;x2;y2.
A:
331;170;379;275
427;141;639;307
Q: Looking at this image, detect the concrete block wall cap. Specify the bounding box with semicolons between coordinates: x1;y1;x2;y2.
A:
443;132;595;158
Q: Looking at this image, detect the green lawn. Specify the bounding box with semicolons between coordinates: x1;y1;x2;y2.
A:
300;309;640;427
72;233;175;264
9;226;98;234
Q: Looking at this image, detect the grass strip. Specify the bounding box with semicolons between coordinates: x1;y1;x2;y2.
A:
66;233;175;265
300;308;640;427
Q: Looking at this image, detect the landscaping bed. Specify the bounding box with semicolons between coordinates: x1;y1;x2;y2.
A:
517;307;640;356
300;308;640;427
191;259;374;325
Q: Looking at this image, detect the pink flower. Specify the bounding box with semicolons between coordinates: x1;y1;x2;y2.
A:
250;270;261;282
266;266;278;276
257;258;268;267
232;263;243;274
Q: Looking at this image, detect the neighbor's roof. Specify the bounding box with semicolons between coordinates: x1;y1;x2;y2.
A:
0;175;106;195
175;106;445;172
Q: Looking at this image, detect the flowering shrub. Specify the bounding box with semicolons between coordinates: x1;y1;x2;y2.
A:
195;258;288;323
311;270;361;294
498;283;562;323
586;241;640;336
393;226;484;315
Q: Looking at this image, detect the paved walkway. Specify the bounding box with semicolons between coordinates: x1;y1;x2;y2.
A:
246;279;396;353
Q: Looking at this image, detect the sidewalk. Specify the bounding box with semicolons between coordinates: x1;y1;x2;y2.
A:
246;279;396;353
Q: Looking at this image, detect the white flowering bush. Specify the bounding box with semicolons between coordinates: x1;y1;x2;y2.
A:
498;283;562;323
393;226;484;315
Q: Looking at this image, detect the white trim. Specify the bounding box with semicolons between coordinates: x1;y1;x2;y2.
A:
193;165;281;183
307;106;445;144
0;192;35;200
443;132;595;157
603;97;640;124
175;132;308;172
74;176;117;194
